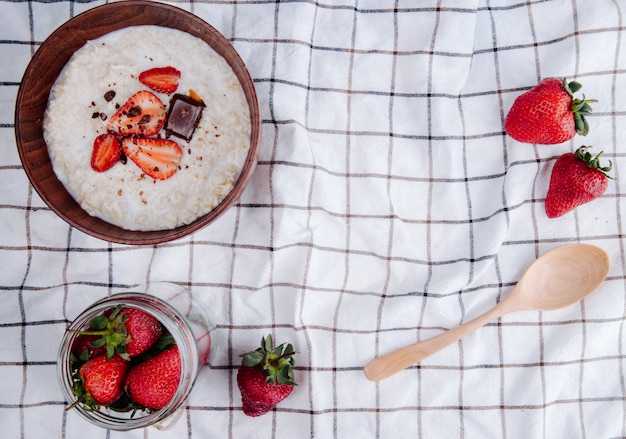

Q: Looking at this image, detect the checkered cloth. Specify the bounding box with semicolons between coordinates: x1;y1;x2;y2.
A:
1;0;626;437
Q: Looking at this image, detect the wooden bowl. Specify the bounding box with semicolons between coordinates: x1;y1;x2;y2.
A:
15;1;260;245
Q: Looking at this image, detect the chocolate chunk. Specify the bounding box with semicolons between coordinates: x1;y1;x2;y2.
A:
127;106;141;117
165;94;205;142
104;90;116;102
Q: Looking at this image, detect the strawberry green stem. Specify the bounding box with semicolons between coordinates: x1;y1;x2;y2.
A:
68;330;108;336
562;78;597;136
69;305;131;360
240;334;298;386
575;145;613;179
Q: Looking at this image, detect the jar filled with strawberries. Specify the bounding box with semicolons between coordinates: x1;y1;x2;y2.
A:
57;282;213;430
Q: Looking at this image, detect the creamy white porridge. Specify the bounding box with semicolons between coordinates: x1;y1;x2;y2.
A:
43;25;251;231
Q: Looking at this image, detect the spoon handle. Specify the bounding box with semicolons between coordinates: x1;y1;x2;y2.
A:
363;298;516;381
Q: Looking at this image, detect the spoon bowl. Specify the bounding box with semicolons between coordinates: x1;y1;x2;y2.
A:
363;244;610;381
514;244;609;311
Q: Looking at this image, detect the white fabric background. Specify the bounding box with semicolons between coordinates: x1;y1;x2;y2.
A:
1;0;625;438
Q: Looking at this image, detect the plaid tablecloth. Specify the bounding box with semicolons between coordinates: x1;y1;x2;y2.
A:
1;0;626;437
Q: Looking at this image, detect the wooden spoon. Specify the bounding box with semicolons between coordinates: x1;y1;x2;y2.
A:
363;244;610;381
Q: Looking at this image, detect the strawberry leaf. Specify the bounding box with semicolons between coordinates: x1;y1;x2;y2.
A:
241;350;264;367
567;80;582;94
575;145;614;178
240;335;298;386
153;333;175;351
69;305;132;360
283;344;295;356
562;78;597;136
578;102;593;115
89;338;106;348
574;113;587;136
89;315;108;330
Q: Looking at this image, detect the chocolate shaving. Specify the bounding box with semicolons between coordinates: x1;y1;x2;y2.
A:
127;106;141;117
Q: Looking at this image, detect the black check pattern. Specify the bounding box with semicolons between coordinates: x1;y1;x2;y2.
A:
1;0;626;437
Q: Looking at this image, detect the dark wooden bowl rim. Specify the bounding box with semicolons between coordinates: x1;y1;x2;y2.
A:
15;0;260;245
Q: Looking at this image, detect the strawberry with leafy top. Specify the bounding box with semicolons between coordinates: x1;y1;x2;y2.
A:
70;305;163;360
505;78;596;144
91;133;121;172
236;335;297;417
120;307;163;357
125;345;181;410
545;145;613;218
75;354;130;408
106;90;166;137
139;66;181;94
121;137;183;180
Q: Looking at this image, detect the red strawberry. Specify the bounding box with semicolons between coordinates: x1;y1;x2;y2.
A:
505;78;596;144
125;345;181;410
237;335;297;417
119;307;163;357
545;145;613;218
91;133;121;172
77;354;129;407
139;66;181;94
71;334;107;361
121;137;183;180
106;90;166;137
70;305;163;360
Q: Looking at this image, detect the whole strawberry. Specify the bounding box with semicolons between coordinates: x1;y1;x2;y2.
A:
121;307;163;357
70;305;163;360
75;354;129;408
505;78;596;144
237;335;297;417
125;345;181;410
545;145;613;218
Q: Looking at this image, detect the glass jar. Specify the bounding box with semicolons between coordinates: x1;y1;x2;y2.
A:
57;282;213;430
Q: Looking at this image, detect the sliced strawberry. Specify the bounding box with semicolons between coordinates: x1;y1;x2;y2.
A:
121;137;183;180
139;66;181;94
91;133;121;172
106;90;166;137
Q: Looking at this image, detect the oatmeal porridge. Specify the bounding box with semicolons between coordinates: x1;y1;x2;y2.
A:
43;25;251;231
